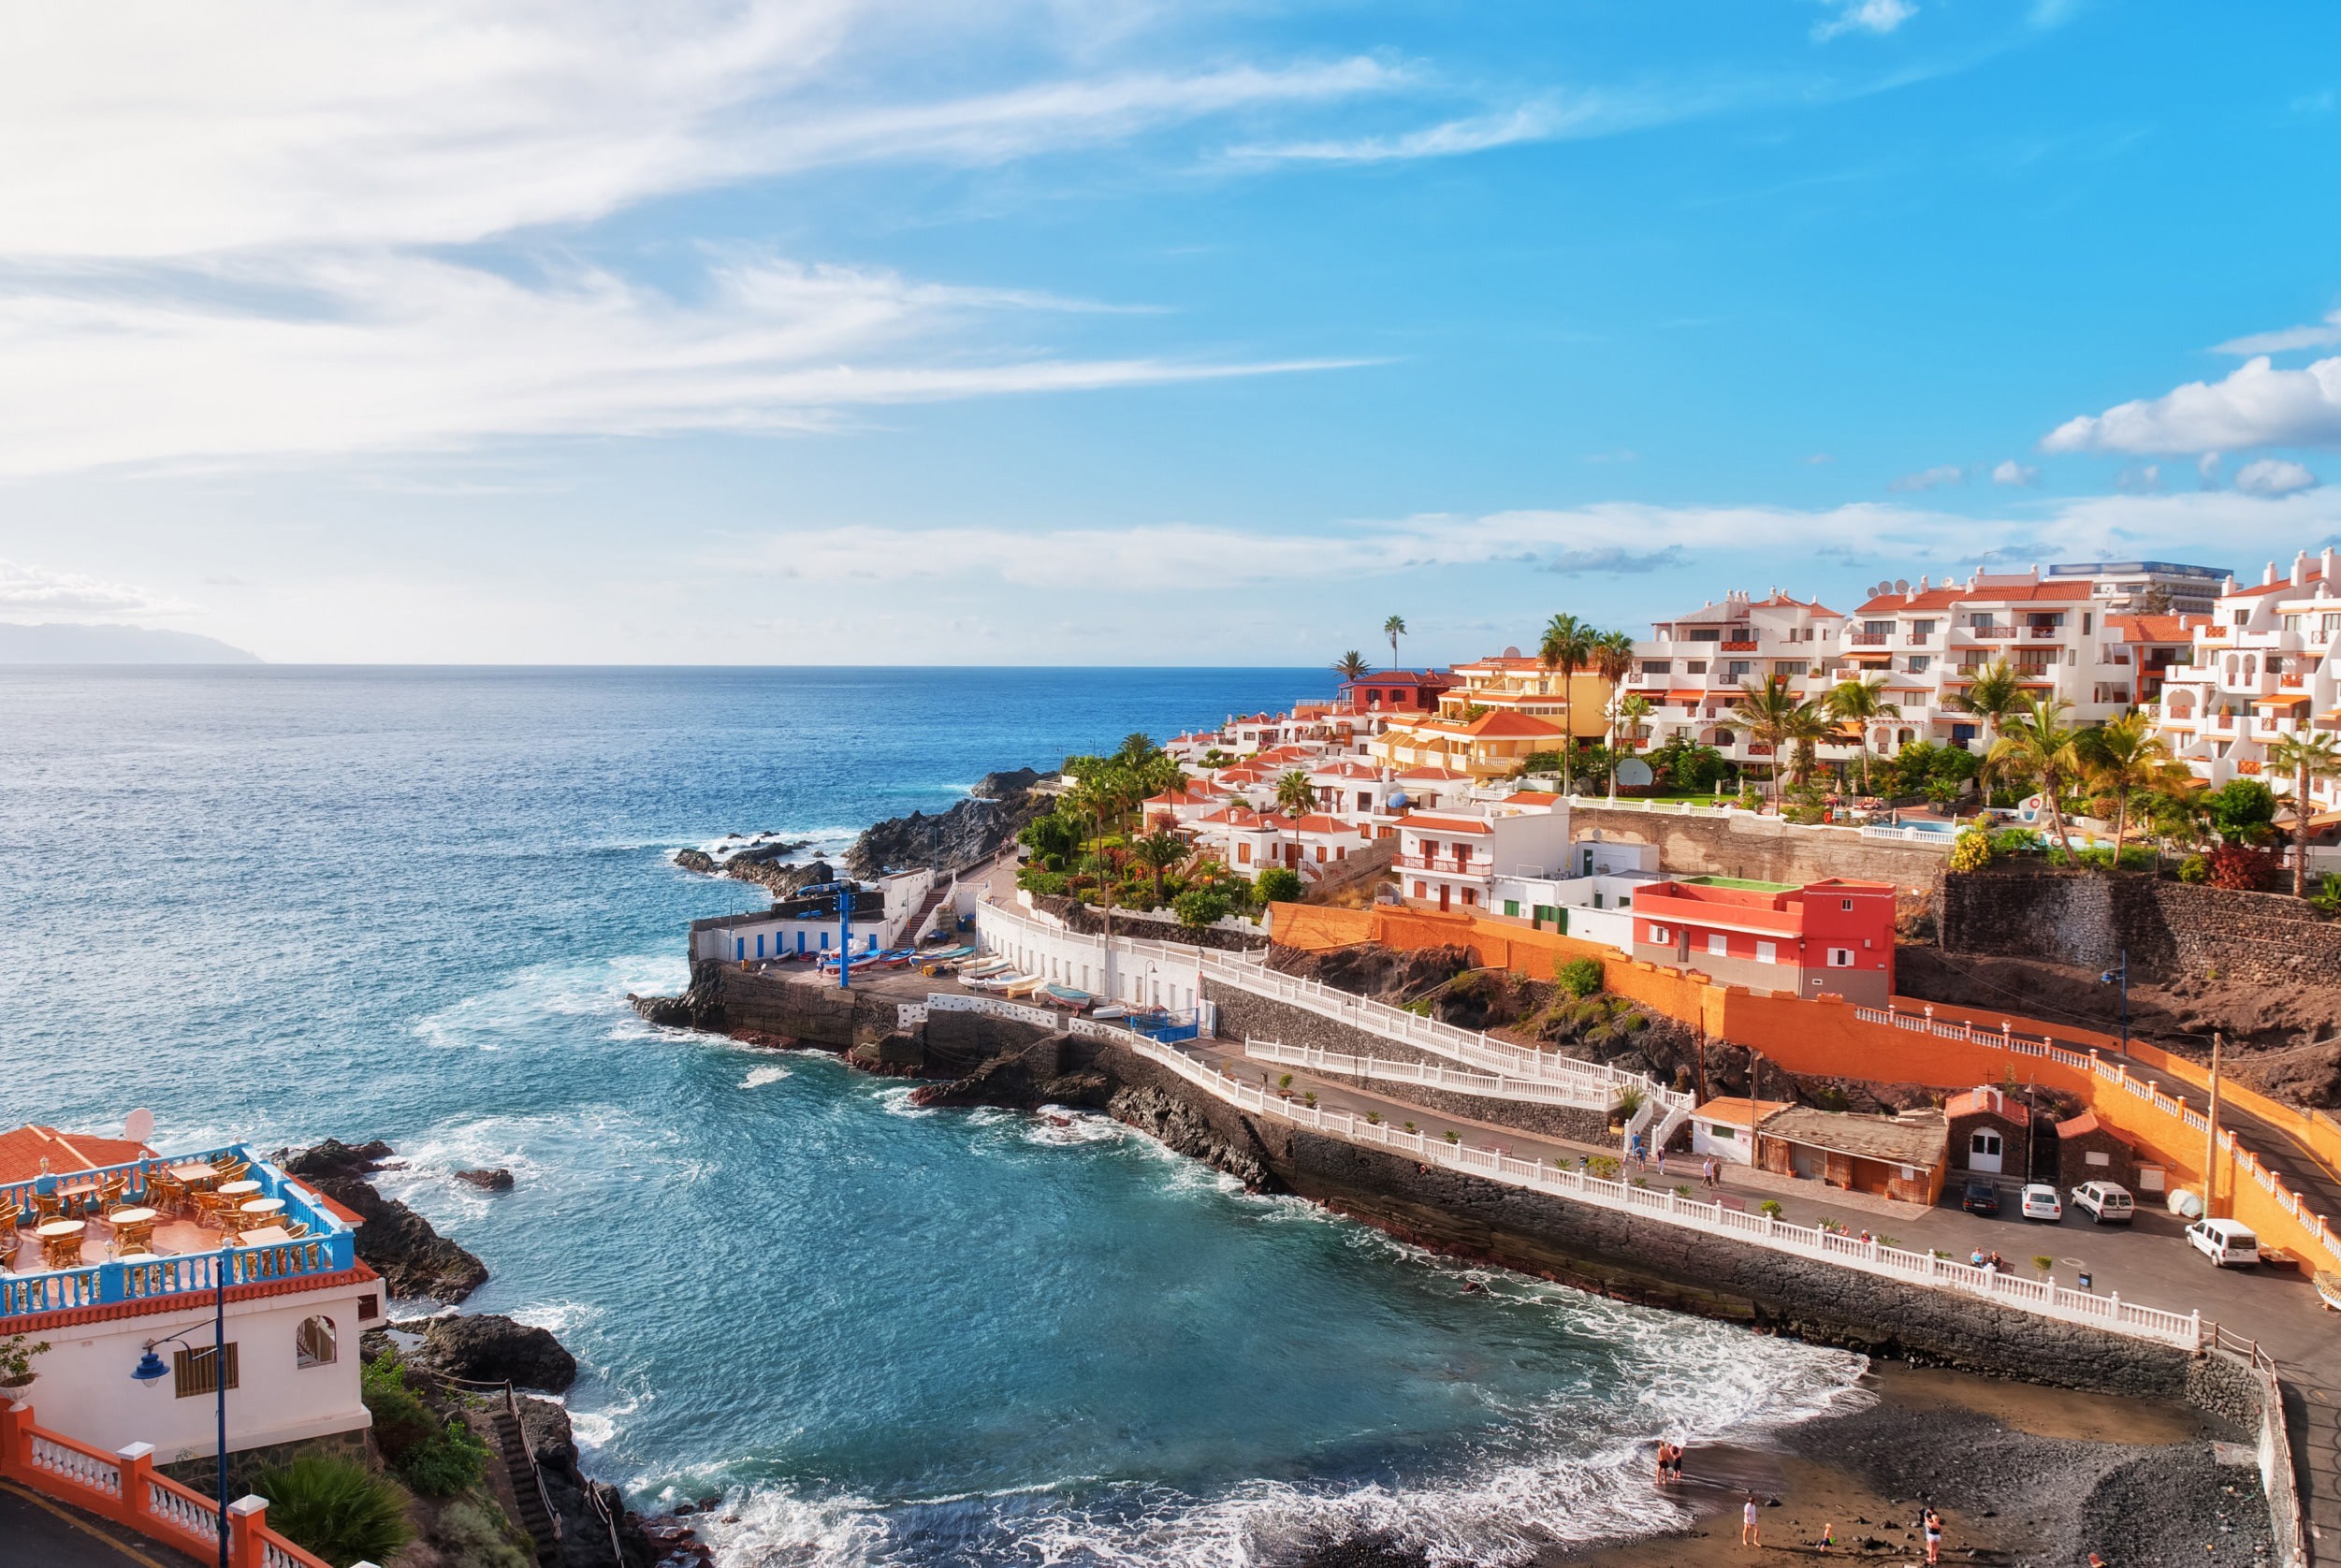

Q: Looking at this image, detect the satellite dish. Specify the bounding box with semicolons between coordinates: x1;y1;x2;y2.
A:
1894;578;1910;593
124;1108;154;1143
1615;759;1653;788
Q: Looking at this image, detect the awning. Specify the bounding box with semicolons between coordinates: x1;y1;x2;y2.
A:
2255;693;2310;709
1845;652;1892;663
1665;689;1708;703
2276;807;2341;830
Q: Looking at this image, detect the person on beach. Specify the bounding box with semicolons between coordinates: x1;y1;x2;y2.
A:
1818;1521;1835;1553
1922;1505;1942;1563
1654;1443;1671;1486
1668;1442;1685;1482
1741;1494;1761;1548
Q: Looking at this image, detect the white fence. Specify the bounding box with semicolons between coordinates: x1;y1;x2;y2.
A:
1242;1038;1616;1111
1196;952;1686;1115
1123;1034;2203;1351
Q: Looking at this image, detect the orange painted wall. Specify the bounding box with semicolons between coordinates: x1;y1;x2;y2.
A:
1266;899;2341;1275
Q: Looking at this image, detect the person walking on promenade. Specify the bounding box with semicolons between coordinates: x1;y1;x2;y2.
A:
1656;1149;1668;1177
1922;1505;1943;1564
1742;1493;1761;1548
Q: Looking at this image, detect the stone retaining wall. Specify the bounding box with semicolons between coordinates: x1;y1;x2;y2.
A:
1567;804;1949;893
1940;867;2341;987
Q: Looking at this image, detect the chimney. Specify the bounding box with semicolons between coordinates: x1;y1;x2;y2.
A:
1919;574;1930;591
2265;561;2279;587
2323;546;2335;583
2293;550;2309;587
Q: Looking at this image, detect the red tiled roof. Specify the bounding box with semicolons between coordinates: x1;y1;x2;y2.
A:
0;1124;154;1184
1397;764;1471;780
2054;1110;2130;1144
2229;570;2329;599
1401;813;1492;835
1854;581;2093;613
1505;791;1563;805
2107;613;2194;644
1943;1086;2014;1121
1463;710;1566;739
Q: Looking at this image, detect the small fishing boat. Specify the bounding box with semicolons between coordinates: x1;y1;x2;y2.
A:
967;970;1037;993
1004;975;1046;998
959;959;1012;980
1090;1004;1127;1021
1043;984;1093;1010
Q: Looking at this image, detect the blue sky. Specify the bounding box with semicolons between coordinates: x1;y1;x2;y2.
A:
2;0;2338;662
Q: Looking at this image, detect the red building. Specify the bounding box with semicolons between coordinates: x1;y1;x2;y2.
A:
1339;670;1456;718
1630;876;1898;1006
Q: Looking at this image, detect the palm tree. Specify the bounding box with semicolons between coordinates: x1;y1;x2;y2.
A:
2081;712;2185;860
1781;702;1833;791
1275;768;1316;817
1825;675;1900;794
1384;615;1407;667
1131;828;1187;903
1731;675;1806;809
1539;613;1595;794
2267;732;2341;897
1607;693;1652;802
1956;659;2026;795
1117;733;1155;764
1987;695;2084;859
1333;650;1372;682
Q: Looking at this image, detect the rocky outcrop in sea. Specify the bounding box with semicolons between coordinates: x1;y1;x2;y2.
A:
278;1138;491;1302
843;767;1050;878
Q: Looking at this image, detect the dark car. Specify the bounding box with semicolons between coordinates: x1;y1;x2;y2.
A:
1960;1180;2000;1216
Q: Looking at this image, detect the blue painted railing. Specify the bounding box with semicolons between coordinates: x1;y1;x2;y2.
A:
2;1144;357;1320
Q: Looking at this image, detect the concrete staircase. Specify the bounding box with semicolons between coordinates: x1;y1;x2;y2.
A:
902;877;956;946
487;1398;560;1564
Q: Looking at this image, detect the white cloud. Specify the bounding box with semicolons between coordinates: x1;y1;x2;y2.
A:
2235;457;2319;497
1890;463;1964;492
0;559;190;618
2198;452;2222;483
1231;97;1601;164
0;253;1362;476
730;488;2341;590
2215;309;2341;356
2117;462;2164;494
1991;459;2039;486
0;3;1400;256
2041;356;2341;454
1814;0;1918;43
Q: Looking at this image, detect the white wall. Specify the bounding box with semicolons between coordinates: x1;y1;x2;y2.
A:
973;902;1211;1013
22;1281;372;1463
1691;1119;1755;1165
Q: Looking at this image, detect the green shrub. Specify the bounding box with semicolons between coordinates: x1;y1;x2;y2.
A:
359;1355;435;1465
1172;886;1231;930
398;1416;491;1498
249;1455;413;1568
1555;956;1604;998
1277;1073;1293;1091
1443;1129;1461;1143
2313;875;2341;916
2177;852;2210;884
1364;1111;1380;1125
1301;1091;1316;1108
1949;826;1992;873
1585;1154;1621;1180
1757;1199;1783;1218
2206;777;2278;845
1254;867;1303;905
431;1498;532;1568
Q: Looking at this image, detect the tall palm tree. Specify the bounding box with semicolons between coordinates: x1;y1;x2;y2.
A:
1539;613;1596;794
1731;675;1805;809
1383;615;1407;667
1988;695;2084;859
1607;693;1653;802
1333;650;1372;682
1131;828;1187;903
2267;732;2341;897
1825;675;1901;794
2081;712;2184;858
1781;702;1833;791
1956;658;2026;794
1275;768;1316;817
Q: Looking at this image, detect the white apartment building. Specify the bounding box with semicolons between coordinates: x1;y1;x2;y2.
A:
2042;559;2231;617
1395;797;1576;913
1626;590;1857;768
2155;548;2341;808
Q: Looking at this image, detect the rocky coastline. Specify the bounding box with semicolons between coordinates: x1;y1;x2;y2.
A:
666;767;1051;896
283;1138;687;1568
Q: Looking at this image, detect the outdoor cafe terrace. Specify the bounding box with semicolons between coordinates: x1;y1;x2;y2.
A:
1;1143;358;1320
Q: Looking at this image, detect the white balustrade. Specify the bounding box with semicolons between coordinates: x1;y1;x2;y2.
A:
29;1434;121;1498
148;1478;219;1539
1241;1038;1613;1110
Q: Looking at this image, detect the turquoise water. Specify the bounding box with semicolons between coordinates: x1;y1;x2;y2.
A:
0;667;1862;1565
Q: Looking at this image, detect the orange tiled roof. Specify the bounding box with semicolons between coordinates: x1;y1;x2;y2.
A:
1505;791;1563;805
0;1124;154;1184
2229;570;2331;599
1401;813;1492;835
1854;581;2093;613
2107;613;2195;643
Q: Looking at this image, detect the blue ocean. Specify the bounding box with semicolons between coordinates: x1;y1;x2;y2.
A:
0;667;1862;1566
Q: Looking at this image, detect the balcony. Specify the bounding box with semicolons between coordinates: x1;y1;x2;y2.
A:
1848;633;1888;647
1396;854;1478;875
1719;639;1759;652
1962;626;2014;639
2281;674;2306;690
2026;625;2063;640
1905;633;1933;646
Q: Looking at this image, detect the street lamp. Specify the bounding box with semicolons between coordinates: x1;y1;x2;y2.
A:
133;1248;231;1568
2097;948;2129;1057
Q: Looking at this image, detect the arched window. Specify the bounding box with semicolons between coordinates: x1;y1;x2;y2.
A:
1898;728;1916;746
296;1315;337;1369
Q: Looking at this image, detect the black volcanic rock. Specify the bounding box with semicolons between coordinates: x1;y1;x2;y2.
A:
279;1138;394;1181
453;1167;515;1191
971;767;1043;799
280;1140;488;1303
418;1312;577;1392
845;780;1049;878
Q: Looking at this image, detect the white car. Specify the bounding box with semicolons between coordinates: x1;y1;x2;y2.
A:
2186;1217;2260;1268
2071;1181;2135;1225
2018;1183;2062;1222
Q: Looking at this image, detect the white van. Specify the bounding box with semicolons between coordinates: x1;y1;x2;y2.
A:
2186;1217;2260;1268
2071;1181;2135;1225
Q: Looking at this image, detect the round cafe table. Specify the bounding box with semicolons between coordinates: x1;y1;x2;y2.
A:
239;1198;285;1224
36;1218;86;1268
109;1206;160;1252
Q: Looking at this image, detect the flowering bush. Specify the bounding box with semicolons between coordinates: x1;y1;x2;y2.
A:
1949;826;1993;873
2206;843;2276;891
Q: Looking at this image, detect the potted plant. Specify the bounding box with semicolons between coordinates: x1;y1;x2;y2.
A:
0;1334;50;1393
1277;1073;1294;1099
1757;1199;1783;1218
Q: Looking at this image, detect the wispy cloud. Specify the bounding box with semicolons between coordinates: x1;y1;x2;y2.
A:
2215;309;2341;356
1814;0;1918;43
2235;457;2319;497
1231;99;1580;164
0;253;1366;476
2043;355;2341;454
1890;463;1964;492
1544;545;1687;574
1991;459;2040;486
0;559;191;618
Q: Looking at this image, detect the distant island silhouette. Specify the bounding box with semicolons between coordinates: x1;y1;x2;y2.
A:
0;621;259;663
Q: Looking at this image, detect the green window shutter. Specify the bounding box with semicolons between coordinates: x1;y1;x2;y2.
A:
1504;900;1519;918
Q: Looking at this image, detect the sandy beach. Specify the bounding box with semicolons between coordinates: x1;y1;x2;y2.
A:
1539;1362;2270;1568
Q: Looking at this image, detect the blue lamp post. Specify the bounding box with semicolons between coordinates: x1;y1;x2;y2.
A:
133;1249;232;1568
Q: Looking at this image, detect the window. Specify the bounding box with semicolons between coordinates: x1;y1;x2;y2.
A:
1648;924;1670;943
296;1315;338;1369
1504;900;1519;917
1908;655;1930;674
174;1343;240;1400
1839;898;1854;911
1755;939;1778;963
1461;888;1476;906
1970;1131;2001;1157
1827;948;1854;967
1684;660;1708;675
1641;660;1671;675
2086;1151;2111;1167
1708;1124;1737;1140
357;1294;379;1321
1707;933;1726;956
1774;661;1808;677
1726;661;1752;679
1912;619;1938;638
1689;628;1722;642
1237;842;1251;864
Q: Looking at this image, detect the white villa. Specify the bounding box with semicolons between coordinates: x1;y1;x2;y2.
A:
2153;548;2341;815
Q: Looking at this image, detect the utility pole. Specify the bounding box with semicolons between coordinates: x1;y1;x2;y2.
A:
2203;1030;2224;1218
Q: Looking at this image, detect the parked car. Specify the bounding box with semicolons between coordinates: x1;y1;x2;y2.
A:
2072;1181;2135;1225
2019;1183;2062;1222
1960;1179;2000;1216
2186;1217;2260;1268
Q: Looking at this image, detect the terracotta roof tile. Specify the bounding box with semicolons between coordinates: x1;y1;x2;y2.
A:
0;1124;154;1184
